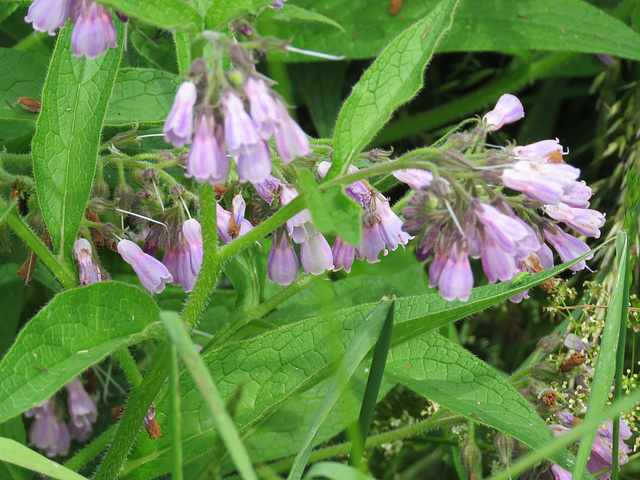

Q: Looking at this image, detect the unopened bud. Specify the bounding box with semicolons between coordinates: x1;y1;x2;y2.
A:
170;184;185;199
92;181;110;199
130;168;145;187
107;123;139;148
537;332;561;353
115;184;135;211
367;147;394;162
142;168;160;184
189;58;207;77
495;433;514;467
460;439;481;480
227;44;254;71
527;380;547;399
532;362;558;382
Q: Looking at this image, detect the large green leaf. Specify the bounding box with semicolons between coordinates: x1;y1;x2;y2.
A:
0;264;24;357
0;282;162;423
105;68;181;126
32;25;123;265
260;0;640;62
385;333;588;476
326;0;459;180
96;0;202;31
119;264;557;479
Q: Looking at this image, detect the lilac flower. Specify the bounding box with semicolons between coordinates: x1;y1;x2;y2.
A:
545;203;605;238
512;138;566;161
216;199;253;244
234;141;272;183
373;197;412;251
544;225;593;272
117;239;173;295
501;160;581;205
474;202;540;257
162;242;182;288
70;0;117;60
273;99;311;162
164;81;197;148
25;0;70;35
271;0;287;9
186;108;230;185
480;234;518;283
332;237;356;273
356;216;386;264
245;76;279;139
393;169;434;191
281;186;314;243
28;400;70;457
73;238;102;285
300;233;333;274
252;175;282;204
482;94;524;132
563;333;590;353
317;161;373;210
176;242;196;292
65;377;97;441
268;231;299;285
561;180;592;208
430;240;473;302
222;89;261;156
25;398;52;419
182;219;203;277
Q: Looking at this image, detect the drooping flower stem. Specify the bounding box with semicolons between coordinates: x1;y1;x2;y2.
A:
114;347;143;389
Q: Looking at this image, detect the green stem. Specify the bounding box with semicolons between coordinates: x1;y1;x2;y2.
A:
0;197;77;289
114;348;143;390
225;410;462;479
93;341;169;480
0;153;32;166
13;31;48;51
64;424;116;471
169;342;183;480
181;184;221;331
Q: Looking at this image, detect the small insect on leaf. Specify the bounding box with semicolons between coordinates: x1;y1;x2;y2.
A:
512;271;531;285
18;96;41;113
389;0;403;16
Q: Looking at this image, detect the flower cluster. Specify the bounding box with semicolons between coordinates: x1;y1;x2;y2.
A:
25;377;97;457
25;0;118;59
400;94;604;302
163;66;310;186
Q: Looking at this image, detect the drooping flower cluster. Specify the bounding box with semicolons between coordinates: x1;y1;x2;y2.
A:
400;94;604;302
25;377;98;457
163;62;310;185
25;0;118;59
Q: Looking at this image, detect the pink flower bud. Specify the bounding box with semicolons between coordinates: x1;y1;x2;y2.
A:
164;81;197;148
483;94;524;132
117;239;173;294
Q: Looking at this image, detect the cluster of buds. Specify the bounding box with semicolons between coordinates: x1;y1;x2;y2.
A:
25;377;97;457
163;53;310;186
24;0;119;59
401;94;605;302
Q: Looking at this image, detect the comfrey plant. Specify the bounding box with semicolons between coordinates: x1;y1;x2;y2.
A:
3;1;638;479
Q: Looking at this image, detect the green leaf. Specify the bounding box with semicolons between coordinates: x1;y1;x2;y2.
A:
385;333;583;475
260;4;344;31
327;0;459;180
0;282;162;423
261;0;640;62
105;68;181;126
287;299;393;479
573;233;630;480
0;48;49;122
205;0;276;30
160;312;258;480
32;25;123;265
96;0;202;31
298;169;362;245
0;417;27;480
0;438;87;480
